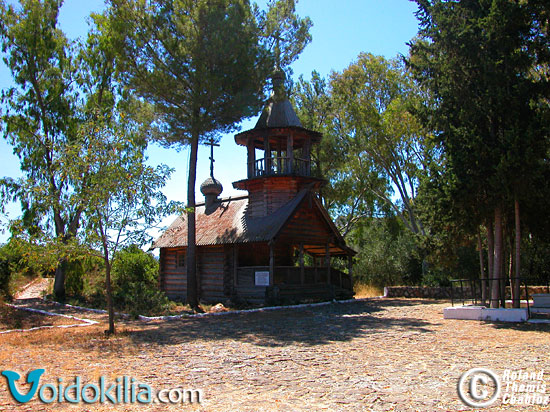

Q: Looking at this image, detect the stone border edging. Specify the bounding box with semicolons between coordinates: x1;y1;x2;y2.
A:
36;295;387;323
138;296;385;321
44;298;131;319
1;304;99;335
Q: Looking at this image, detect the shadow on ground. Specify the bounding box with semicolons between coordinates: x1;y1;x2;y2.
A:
124;299;438;348
485;320;550;332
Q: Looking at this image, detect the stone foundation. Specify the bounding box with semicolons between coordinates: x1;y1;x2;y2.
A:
384;286;452;299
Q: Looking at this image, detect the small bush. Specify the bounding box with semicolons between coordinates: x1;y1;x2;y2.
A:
111;245;170;316
65;260;85;297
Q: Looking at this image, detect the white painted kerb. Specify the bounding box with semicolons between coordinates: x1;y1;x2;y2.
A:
444;306;528;322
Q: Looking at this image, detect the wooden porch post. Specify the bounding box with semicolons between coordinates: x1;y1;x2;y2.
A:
299;243;305;285
269;241;274;286
264;136;271;173
247;137;255;178
286;132;294;173
304;137;311;175
277;142;282;174
326;242;331;285
348;254;353;287
233;245;239;287
314;255;318;283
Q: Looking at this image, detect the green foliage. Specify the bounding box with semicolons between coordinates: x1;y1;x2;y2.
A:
112;245;158;289
257;0;312;84
0;0;138;299
0;0;81;238
106;0;274;145
293;55;434;288
0;238;56;299
64;260;85;297
406;1;550;302
408;0;550;229
0;253;10;300
349;218;419;288
520;235;550;286
110;245;170;316
422;244;479;287
293;54;430;240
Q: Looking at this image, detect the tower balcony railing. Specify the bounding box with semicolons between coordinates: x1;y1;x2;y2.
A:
249;156;312;178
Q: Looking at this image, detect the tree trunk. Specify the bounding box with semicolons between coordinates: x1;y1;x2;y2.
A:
501;239;507;308
486;220;494;307
514;198;521;308
53;211;67;300
508;247;514;304
491;206;503;308
186;135;199;310
99;220;115;334
52;214;81;301
53;259;67;301
105;259;115;335
477;231;486;306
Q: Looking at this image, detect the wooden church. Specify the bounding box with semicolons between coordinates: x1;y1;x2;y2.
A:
152;72;355;304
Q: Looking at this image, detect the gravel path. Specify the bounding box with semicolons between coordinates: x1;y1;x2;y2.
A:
0;298;548;411
14;278;51;300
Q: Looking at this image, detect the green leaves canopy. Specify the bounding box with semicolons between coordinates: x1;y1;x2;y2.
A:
106;0;274;145
293;54;429;237
0;0;79;239
408;0;550;221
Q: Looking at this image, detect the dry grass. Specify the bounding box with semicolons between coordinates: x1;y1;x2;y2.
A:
1;299;549;411
353;282;384;298
0;304;77;331
0;322;143;352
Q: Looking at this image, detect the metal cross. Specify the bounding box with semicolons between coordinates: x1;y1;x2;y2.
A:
205;137;220;178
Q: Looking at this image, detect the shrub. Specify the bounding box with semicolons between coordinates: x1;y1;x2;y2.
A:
0;239;53;299
65;259;85;297
111;245;170;316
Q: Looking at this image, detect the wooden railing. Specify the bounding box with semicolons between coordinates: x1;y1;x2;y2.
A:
248;156;311;178
236;265;352;290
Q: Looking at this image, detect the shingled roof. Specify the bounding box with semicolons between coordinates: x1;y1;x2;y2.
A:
254;98;302;129
152;190;355;256
153;191;310;248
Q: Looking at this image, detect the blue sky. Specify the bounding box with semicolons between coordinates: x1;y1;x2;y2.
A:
0;0;420;242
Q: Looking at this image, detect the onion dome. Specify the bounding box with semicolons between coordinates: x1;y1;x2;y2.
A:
200;176;223;198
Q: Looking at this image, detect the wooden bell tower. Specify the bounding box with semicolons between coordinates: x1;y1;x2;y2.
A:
233;71;325;217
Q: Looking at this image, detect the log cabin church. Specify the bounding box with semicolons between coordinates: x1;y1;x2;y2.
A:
152;71;356;304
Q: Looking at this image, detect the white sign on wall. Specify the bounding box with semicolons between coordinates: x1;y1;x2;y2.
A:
255;271;270;286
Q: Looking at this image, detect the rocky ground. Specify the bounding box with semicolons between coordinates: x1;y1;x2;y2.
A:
0;292;549;411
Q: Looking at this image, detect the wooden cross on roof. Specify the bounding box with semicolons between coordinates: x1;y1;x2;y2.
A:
205;137;220;178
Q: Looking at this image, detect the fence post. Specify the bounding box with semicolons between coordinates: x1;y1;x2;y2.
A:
451;281;455;307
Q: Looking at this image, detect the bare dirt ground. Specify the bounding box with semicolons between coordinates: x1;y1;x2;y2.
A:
0;297;548;412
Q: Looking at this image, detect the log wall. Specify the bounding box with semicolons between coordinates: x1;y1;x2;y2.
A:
160;247;187;299
197;245;226;303
160;245;228;302
244;177;311;218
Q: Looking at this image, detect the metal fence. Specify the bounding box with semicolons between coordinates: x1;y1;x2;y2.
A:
450;276;550;311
